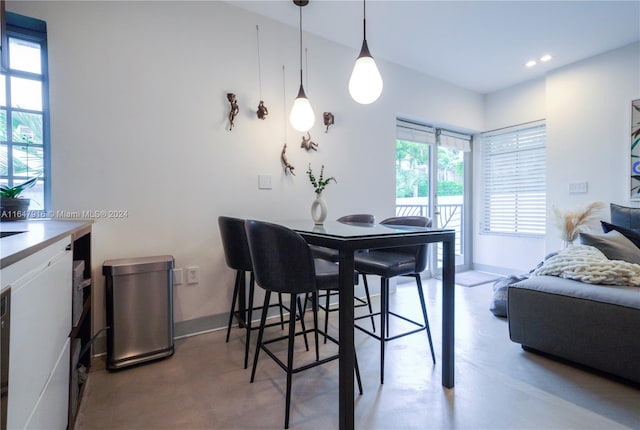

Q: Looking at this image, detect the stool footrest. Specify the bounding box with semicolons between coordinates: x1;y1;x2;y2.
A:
355;311;427;342
260;327;341;374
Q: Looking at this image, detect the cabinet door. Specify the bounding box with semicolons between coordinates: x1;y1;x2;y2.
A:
7;238;72;430
25;339;70;430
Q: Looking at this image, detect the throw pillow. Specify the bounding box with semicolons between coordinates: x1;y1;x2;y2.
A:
601;221;640;249
579;230;640;265
490;274;527;318
610;203;640;230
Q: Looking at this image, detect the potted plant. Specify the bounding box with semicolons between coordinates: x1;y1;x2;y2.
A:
0;176;38;221
307;164;336;225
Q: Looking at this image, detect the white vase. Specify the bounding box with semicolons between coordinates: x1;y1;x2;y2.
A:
311;193;327;225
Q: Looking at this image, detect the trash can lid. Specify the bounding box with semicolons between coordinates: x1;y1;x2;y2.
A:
103;255;174;276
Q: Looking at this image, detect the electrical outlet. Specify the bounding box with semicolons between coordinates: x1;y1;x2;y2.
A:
173;268;183;285
187;266;199;284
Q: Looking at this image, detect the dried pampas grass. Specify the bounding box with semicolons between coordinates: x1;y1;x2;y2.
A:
553;201;605;243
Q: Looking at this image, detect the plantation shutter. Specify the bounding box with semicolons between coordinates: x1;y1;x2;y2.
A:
481;122;546;236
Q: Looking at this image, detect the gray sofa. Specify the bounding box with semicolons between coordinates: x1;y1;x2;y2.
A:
508;275;640;383
507;203;640;384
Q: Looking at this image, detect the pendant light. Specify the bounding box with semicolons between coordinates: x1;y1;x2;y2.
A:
290;0;315;132
349;0;383;104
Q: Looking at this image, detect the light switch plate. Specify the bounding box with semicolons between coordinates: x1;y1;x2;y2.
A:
569;181;588;194
173;268;183;285
258;175;272;190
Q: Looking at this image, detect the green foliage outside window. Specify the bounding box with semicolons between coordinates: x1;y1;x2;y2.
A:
396;140;463;198
438;180;463;196
0;111;44;178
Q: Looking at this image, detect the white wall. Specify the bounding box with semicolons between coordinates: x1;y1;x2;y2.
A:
545;42;640;251
476;42;640;274
8;1;483;337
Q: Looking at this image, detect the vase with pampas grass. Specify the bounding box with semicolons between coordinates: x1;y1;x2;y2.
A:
552;201;604;247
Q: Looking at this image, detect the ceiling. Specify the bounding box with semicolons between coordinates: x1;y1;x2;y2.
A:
228;0;640;94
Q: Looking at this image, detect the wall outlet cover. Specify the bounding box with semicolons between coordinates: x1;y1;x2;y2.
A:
186;266;199;284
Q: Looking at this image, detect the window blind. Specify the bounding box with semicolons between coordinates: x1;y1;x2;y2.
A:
481;122;546;236
438;129;472;152
396;119;435;144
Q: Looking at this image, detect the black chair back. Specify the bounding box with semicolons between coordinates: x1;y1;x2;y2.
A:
337;214;375;224
218;216;253;272
380;216;432;273
245;220;317;294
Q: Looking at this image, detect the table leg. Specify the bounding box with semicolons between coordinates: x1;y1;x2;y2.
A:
338;249;355;430
442;236;455;388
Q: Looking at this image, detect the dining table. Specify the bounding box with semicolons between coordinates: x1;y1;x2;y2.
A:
278;220;456;430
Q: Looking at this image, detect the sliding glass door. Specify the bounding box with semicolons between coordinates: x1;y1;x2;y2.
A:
395;120;470;274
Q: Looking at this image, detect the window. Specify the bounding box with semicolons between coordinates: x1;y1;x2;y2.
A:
0;13;49;212
396;120;434;202
481;122;546;236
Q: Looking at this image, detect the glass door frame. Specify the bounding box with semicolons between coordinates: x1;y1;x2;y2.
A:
395;119;471;277
430;134;472;275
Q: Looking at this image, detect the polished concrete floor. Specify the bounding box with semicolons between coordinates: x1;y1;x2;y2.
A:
76;277;640;429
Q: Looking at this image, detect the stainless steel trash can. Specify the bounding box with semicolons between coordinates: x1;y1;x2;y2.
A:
103;255;174;370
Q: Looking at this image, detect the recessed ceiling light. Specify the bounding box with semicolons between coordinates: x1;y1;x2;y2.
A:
525;60;537;68
540;54;552;62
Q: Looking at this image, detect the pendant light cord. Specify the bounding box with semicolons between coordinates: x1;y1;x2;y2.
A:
299;5;303;85
282;65;287;139
256;25;263;99
363;0;367;41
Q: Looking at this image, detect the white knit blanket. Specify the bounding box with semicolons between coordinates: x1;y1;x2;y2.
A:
532;245;640;287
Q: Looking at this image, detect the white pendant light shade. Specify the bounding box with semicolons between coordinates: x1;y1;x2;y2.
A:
290;0;314;132
350;0;383;105
290;85;315;132
349;43;383;104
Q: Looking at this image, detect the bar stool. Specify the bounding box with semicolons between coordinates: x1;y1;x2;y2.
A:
310;214;377;337
310;214;376;261
354;216;436;384
245;219;362;429
218;216;287;369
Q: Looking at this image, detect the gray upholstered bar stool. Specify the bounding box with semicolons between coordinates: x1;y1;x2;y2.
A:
245;219;362;429
218;216;287;369
354;216;436;384
310;213;377;337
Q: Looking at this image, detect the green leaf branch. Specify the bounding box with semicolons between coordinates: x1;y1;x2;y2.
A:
0;176;38;198
306;164;336;195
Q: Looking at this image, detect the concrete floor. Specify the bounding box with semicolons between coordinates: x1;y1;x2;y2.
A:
75;277;640;429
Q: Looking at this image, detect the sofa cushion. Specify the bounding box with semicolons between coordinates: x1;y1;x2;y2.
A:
512;275;640;310
601;221;640;249
579;230;640;264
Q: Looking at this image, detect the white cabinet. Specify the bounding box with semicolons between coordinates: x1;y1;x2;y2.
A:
24;340;70;430
4;237;72;430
